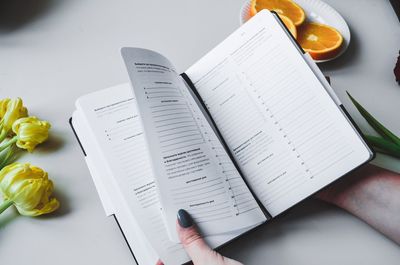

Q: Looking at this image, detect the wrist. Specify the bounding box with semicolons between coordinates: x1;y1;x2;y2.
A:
315;164;382;210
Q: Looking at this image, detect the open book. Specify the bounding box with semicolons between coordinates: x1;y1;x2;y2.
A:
71;11;373;265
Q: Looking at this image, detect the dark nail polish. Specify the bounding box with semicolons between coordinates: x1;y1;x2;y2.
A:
177;209;193;228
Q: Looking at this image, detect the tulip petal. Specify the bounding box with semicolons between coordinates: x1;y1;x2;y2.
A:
12;116;51;152
0;163;59;216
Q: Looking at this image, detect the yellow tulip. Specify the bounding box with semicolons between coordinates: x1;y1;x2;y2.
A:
0;163;59;216
12;116;51;152
0;98;10;119
0;98;28;132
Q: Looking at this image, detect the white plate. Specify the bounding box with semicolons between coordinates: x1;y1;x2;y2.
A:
239;0;350;63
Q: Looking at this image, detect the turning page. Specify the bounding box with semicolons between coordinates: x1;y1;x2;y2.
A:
75;84;262;265
185;11;372;216
121;48;266;242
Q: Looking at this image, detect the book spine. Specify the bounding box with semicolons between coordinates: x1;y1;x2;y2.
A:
113;215;140;265
69;117;87;156
180;73;272;220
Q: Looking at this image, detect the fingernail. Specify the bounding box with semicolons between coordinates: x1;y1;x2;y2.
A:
177;209;193;228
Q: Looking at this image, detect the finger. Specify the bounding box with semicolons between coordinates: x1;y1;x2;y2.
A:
176;209;215;264
155;259;164;265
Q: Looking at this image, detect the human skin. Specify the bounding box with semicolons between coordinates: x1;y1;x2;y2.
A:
316;164;400;244
156;218;243;265
157;164;400;265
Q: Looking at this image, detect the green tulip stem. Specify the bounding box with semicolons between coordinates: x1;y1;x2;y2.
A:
0;129;7;143
0;145;15;169
0;199;13;215
0;136;17;153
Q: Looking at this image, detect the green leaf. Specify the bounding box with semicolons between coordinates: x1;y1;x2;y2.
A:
366;135;400;158
347;91;400;146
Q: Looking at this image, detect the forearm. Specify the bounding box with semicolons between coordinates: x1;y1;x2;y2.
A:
317;164;400;244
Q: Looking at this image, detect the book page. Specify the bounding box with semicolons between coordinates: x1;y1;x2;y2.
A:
72;110;156;265
75;84;263;265
121;48;266;242
186;11;372;216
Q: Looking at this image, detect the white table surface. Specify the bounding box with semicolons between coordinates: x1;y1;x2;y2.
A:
0;0;399;264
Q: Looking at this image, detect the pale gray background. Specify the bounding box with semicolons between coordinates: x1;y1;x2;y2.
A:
0;0;399;264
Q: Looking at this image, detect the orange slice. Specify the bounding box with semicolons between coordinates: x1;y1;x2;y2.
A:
249;0;258;17
250;0;306;26
297;22;343;61
279;15;297;39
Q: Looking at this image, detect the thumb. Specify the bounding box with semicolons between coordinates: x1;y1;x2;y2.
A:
176;209;219;264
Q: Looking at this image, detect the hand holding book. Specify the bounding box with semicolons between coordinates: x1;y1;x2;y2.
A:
156;209;243;265
155;165;400;265
122;10;372;243
73;10;373;265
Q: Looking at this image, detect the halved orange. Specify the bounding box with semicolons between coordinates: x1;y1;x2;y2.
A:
250;0;306;26
297;22;343;60
279;14;297;39
249;0;258;17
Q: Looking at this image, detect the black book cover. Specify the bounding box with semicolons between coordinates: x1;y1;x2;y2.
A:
390;0;400;21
